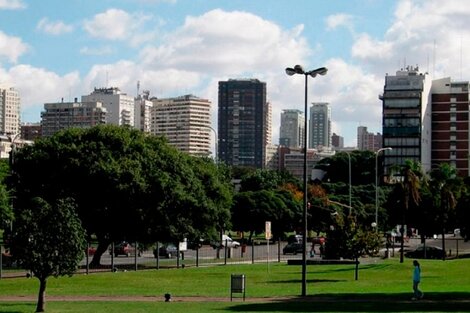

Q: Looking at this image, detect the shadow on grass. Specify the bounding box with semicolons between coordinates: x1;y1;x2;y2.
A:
272;279;346;284
225;292;470;312
0;302;34;313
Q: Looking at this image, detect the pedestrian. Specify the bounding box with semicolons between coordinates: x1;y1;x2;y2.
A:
310;243;315;258
412;260;423;300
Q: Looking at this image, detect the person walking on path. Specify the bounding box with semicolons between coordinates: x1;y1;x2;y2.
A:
412;260;423;300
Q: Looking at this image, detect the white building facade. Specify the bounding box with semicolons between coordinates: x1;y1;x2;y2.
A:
0;86;21;135
151;94;212;156
82;87;134;127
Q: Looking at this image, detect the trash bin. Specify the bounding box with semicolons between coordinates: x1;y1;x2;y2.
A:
230;274;245;301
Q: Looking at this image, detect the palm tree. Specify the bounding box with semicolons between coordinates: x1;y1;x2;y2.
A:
393;160;422;263
429;163;463;260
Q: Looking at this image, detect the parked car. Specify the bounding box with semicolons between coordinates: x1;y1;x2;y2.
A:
86;246;97;256
405;244;446;259
111;242;140;257
154;243;179;258
220;235;240;248
283;242;304;255
211;235;241;249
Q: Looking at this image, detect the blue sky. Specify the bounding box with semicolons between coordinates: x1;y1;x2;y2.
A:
0;0;468;146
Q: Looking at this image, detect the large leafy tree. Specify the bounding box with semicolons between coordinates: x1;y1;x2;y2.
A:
9;125;232;266
232;169;301;240
10;197;86;312
317;150;375;185
231;189;300;241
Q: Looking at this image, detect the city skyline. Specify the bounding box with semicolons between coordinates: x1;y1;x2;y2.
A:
0;0;469;146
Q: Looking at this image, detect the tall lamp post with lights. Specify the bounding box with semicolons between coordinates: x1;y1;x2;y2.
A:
285;65;327;296
375;147;392;231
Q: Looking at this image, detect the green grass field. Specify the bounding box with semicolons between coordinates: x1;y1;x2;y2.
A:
1;258;470;312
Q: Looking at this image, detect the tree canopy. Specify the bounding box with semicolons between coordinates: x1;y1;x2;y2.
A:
9;125;233;265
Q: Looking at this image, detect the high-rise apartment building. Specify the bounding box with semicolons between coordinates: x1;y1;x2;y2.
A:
134;90;152;133
151;94;212;156
431;77;469;176
381;66;432;177
331;133;344;149
0;86;21;135
218;79;270;168
279;109;305;148
41;99;107;137
82;87;134;127
309;102;331;149
357;126;382;151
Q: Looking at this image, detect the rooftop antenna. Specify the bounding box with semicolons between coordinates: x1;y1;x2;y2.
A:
460;34;463;80
137;80;140;97
106;71;109;88
433;40;436;78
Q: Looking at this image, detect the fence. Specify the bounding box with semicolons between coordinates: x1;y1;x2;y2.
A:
1;240;305;278
2;237;469;279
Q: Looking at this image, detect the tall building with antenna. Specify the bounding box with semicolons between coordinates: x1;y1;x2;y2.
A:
380;66;432;177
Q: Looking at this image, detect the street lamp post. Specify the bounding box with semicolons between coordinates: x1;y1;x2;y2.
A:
375;147;392;231
206;125;218;162
285;65;327;297
346;152;352;213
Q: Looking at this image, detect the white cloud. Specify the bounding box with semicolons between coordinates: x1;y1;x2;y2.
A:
79;46;114;56
351;0;470;79
83;8;155;45
36;18;74;35
2;64;80;112
326;13;354;31
0;0;25;10
0;31;28;63
351;33;393;60
140;9;310;75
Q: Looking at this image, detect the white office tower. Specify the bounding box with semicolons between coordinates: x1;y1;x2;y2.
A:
151;94;212;156
82;87;134;127
134;90;152;133
0;86;21;135
279;109;305;148
309;102;331;149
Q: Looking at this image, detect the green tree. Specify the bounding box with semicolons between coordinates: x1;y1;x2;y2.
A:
429;163;464;259
0;159;12;232
391;161;423;263
317;150;375;185
9;125;232;266
10;197;86;312
240;169;299;192
231;190;301;241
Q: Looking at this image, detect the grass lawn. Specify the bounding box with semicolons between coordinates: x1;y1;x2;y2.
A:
1;258;470;312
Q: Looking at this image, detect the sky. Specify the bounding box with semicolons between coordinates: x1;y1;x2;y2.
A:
0;0;469;147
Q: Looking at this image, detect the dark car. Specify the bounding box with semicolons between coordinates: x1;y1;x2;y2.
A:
405;244;446;259
283;242;304;255
111;242;140;257
154;243;179;258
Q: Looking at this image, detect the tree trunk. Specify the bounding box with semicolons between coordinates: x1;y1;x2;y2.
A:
36;278;47;312
442;228;446;261
399;225;405;263
89;240;111;267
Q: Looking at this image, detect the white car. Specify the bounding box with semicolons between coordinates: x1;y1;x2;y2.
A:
220;235;240;248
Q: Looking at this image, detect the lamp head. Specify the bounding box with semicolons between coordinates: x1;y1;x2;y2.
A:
293;64;304;74
309;67;328;77
285;67;296;76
